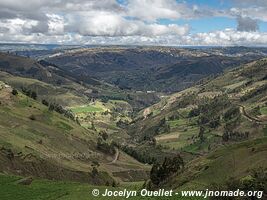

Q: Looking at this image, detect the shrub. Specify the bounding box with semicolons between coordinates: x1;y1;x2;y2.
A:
150;154;184;185
29;115;36;120
42;99;49;106
11;89;18;96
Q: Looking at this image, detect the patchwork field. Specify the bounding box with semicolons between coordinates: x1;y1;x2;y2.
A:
70;104;104;113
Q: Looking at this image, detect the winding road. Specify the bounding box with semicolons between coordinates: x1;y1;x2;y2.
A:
239;105;266;124
108;147;120;164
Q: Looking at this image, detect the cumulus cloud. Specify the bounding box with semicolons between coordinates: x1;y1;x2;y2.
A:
230;7;267;22
65;11;189;36
237;16;259;32
127;0;181;22
189;29;267;46
0;0;266;45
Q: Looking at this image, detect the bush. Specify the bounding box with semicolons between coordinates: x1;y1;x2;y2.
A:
223;106;240;121
42;99;49;106
96;137;116;155
91;167;98;177
31;91;37;100
150;154;184;185
21;87;37;100
29;115;36;120
11;89;18;96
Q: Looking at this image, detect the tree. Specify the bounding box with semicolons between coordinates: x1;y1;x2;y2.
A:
222;131;229;142
29;115;36;121
150;154;184;185
91;122;96;131
91;167;98;177
31;91;37;100
11;89;18;96
150;163;161;185
49;103;55;111
42;99;49;106
199;126;205;143
100;131;108;141
112;181;116;187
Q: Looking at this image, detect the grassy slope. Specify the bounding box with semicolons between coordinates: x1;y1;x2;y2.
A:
0;173;203;200
1;136;265;200
0;71;88;107
0;81;110;183
0;81;148;184
166;137;267;190
131;58;267;152
126;58;267;189
0;71;133;133
0;52;132;128
0;53;151;183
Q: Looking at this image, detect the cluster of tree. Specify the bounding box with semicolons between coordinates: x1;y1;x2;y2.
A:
198;126;205;143
38;60;58;68
168;112;180;121
50;103;75;121
193;95;230;116
176;93;197;108
223;106;241;121
11;89;18;96
222;112;242;142
99;130;108;141
150;155;184;186
140;118;170;142
250;106;261;117
188;107;200;118
105;180;117;187
41;99;76;121
241;84;267;101
21;87;37;100
189;95;230;129
117;144;157;164
199;114;220;129
116;120;129;129
96;137;116;155
222;130;249;142
188;96;242;144
91;160;100;177
98;95;127;103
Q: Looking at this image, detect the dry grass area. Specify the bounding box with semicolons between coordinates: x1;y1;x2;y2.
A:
155;132;180;142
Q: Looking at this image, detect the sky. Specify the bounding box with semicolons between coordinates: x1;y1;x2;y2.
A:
0;0;266;46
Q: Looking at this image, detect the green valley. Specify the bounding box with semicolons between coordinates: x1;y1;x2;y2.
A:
0;46;266;199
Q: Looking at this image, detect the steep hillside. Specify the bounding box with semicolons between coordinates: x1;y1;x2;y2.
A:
130;58;267;146
163;137;267;191
0;81;149;185
125;58;267;188
0;52;159;111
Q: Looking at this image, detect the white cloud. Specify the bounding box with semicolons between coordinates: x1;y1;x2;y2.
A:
47;14;64;35
127;0;181;22
0;0;266;45
237;16;258;32
0;18;39;34
189;29;267;46
230;7;267;22
65;11;189;36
